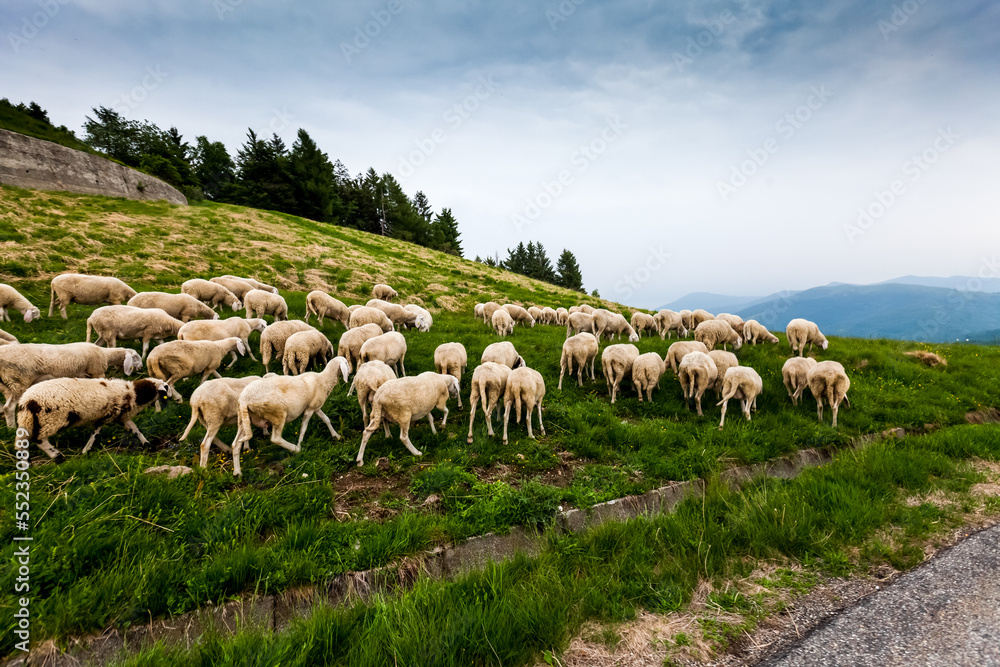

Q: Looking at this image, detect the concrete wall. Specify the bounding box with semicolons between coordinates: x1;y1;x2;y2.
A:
0;128;187;205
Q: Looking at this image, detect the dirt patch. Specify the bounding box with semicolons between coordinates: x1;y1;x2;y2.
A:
966;408;1000;424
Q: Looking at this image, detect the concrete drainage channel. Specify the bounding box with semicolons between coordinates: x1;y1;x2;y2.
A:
12;431;918;666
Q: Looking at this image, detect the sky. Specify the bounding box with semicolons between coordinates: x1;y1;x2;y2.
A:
3;0;999;308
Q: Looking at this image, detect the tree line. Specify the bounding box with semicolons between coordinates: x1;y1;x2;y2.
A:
476;241;592;295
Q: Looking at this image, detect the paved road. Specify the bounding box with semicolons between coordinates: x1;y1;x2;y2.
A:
761;524;1000;667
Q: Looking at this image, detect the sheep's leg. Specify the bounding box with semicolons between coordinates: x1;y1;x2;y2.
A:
244;339;257;361
695;392;704;417
455;377;463;410
576;363;584;387
831;401;839;428
427;413;437;434
536;401;545;436
558;365;565;390
3;399;15;428
360;400;368;425
816;397;824;423
438;401;449;427
718;400;728;430
484;400;495;437
502;399;512;444
467;392;479;443
742;398;752;421
314;408;340;440
198;430;216;468
269;415;300;453
589;356;597;380
199;369;214;385
525;401;535;439
398;421;422;457
81;426;104;454
227;352;239;368
212;435;232;452
296;411;314;447
140;339;150;361
122;418;149;445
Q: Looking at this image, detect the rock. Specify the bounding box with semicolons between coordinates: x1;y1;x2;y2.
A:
375;457;390;471
144;465;193;479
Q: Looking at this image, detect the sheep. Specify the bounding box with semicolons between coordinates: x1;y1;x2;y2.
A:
244;289;288;321
372;283;398;301
0;328;18;345
434;342;468;409
231;357;351;476
786;318;828;356
260;320;315;372
578;304;595;314
555;307;569;325
665;341;710;374
356;371;460;466
210;276;256;300
0;284;40;323
601;343;640;403
100;347;144;376
49;273;137;319
127;291;219;323
481;301;502;324
568;305;582;315
743;320;779;345
602;313;640;342
630;312;656;338
540;307;558;325
559;332;599;389
348;360;397;426
707;350;739;398
502;366;546;444
467;362;512;443
219;275;277;294
0;342;139;427
807;360;850;427
305;291;351;328
502;304;535;327
903;350;947;367
283;329;334;375
678;351;718;417
181;278;243;312
349;305;394;333
481;341;525;369
527;306;543;323
715;313;744;331
566;311;595;337
86;305;184;360
492;307;515;336
337;323;384;373
782;356;818;406
716;366;763;429
694;319;742;351
147;337;247;401
631;352;666;402
474;303;485;321
179;376;264;468
178;317;267;365
403;304;433;332
591;309;613;339
691;309;715;329
678;309;694;333
366;299;426;330
18;377;170;458
654;310;687;340
359;331;407;376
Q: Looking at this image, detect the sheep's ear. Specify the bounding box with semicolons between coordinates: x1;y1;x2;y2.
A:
237;339;246;355
25;310;35;323
124;354;136;376
233;302;242;311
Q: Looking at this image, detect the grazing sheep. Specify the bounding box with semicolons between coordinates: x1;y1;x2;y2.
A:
527;306;543;323
473;303;485;321
540;307;558;325
179;376;264;468
568;306;582;315
715;313;744;331
178;317;267;365
654;310;687;340
244;289;288;321
147;337;247;401
631;352;666;402
481;302;503;323
181;278;243;312
716;366;763;429
492;307;515;336
0;284;40;323
678;351;718;417
807;361;850;427
691;309;715;329
782;356;818;406
231;357;351;476
786;318;828;356
86;305;184;360
665;341;710;374
578;304;595;315
555;307;569;325
630;312;656;338
707;350;739;397
210;276;256;300
356;372;460;466
566;311;596;337
360;331;408;376
127;291;219;323
434;342;468;409
18;377;169;458
348;360;397;426
904;350;947;367
502;304;535;328
502;366;546;444
694;319;742;351
260;320;315;372
403;304;433;332
743;320;779;345
283;329;335;375
100;347;143;376
49;274;137;319
559;332;599;390
337;323;384;373
220;275;277;294
467;362;512;443
678;309;694;333
591;309;613;339
305;291;351;328
349;305;394;333
602;313;640;342
366;299;426;330
0;328;18;345
481;341;525;369
601;343;640;404
372;284;398;301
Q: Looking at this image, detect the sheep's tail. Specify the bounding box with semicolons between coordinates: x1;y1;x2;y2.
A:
716;382;738;406
179;405;200;441
234;399;252;446
347;375;357;396
147;354;161;380
514;390;523;424
366;397;384;431
86;319;93;344
826;382;837;410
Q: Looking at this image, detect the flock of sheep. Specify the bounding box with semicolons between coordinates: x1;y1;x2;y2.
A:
0;276;851;477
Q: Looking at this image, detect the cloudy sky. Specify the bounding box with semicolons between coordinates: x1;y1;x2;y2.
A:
4;0;998;308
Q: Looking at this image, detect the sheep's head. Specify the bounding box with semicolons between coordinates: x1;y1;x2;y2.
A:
24;307;40;323
232;300;242;311
512;355;525;370
235;338;247;356
628;331;640;343
123;350;142;375
444;375;460;398
733;335;743;350
212;311;220;320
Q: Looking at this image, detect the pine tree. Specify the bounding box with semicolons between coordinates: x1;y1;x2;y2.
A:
556;249;585;292
191;136;236;201
431;208;462;256
287;128;337;222
412;191;433;221
233;129;295;212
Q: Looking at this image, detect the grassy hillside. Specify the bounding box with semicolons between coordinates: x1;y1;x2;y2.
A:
0;101;102;156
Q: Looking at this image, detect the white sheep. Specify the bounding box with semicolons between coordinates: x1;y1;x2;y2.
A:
349;305;394;333
467;362;512;442
502;366;545;444
527;306;543;323
502;304;535;328
181;278;243;312
220;275;277;294
715;313;744;331
694;319;742;351
179;376;265;468
630;312;656;338
678;309;694;333
260;320;315;372
492;307;515;336
707;350;739;398
555;307;569;325
743;320;779;345
348;360;397;426
559;332;599;389
540;307;558;325
716;366;763;429
665;341;709;374
566;311;595;338
0;328;18;345
305;291;351;328
178;317;267;365
631;352;666;402
591;309;613;339
473;303;485;321
356;372;459;466
366;299;426;330
691;309;715;329
601;312;640;342
231;357;351;476
100;347;144;376
0;284;40;323
782;357;818;406
359;331;408;376
403;304;433;332
337;323;384;373
372;283;398;301
283;329;335;375
654;310;687;340
601;343;640;404
209;276;256;300
147;337;247;401
18;377;169;458
787;318;828;356
86;305;185;360
807;360;850;427
481;341;525;369
244;289;288;321
434;342;468;409
678;351;718;417
577;304;595;314
481;302;502;324
49;273;137;319
127;291;219;323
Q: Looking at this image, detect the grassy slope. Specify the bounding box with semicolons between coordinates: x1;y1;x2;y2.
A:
0;106;98;156
1;185;999;656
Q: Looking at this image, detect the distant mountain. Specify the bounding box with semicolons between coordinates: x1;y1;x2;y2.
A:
877;275;1000;293
658;292;765;313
